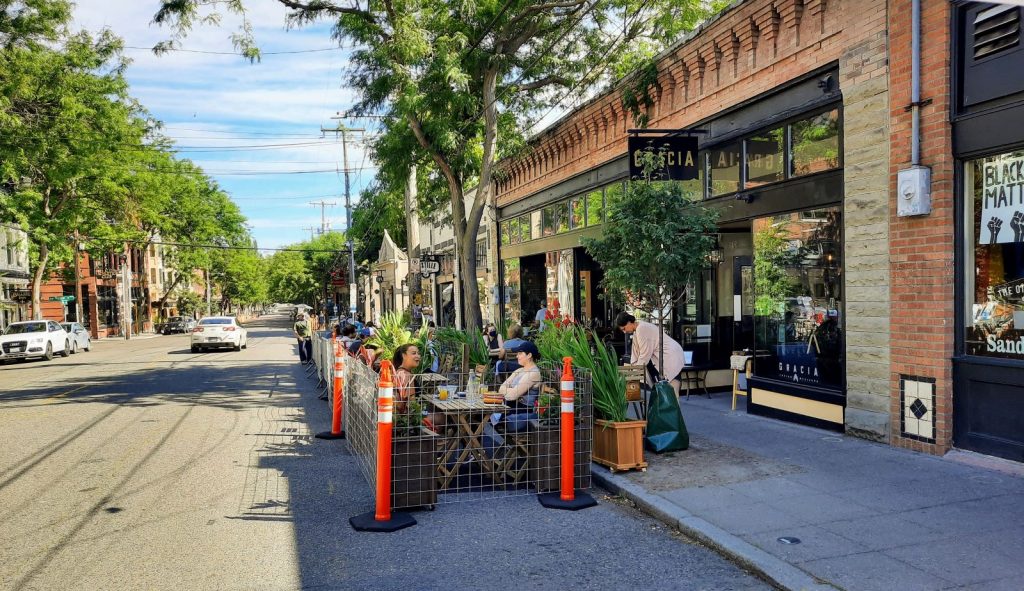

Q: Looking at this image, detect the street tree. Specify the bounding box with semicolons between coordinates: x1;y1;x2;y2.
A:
0;3;151;317
151;0;718;333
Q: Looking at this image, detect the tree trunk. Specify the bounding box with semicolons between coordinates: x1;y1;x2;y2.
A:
155;272;185;312
30;244;49;320
404;165;421;324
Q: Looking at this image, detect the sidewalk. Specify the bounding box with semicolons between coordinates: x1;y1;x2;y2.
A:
592;394;1024;591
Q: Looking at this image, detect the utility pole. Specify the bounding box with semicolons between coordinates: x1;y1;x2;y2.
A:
309;200;336;235
321;118;365;320
302;226;318;241
73;229;83;327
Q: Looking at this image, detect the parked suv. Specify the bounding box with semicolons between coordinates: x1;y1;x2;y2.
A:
161;316;197;335
0;320;70;362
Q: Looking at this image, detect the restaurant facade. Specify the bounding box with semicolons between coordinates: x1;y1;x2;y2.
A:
495;0;902;444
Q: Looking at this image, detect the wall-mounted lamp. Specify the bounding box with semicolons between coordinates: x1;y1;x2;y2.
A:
817;73;836;94
735;193;756;204
374;268;385;284
707;239;724;265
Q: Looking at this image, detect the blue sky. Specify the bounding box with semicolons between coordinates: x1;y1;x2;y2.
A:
71;1;376;252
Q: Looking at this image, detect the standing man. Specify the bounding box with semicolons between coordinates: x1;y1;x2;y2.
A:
294;311;312;365
616;312;686;396
535;301;548;332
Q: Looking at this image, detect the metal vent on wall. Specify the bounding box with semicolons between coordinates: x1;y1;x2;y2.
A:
974;4;1020;60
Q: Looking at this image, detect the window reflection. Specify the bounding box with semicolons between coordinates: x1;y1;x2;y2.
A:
746;129;785;187
791;110;840;177
710;142;741;197
570;196;586;229
502;258;521;325
545;249;575;320
586;189;603;226
753;207;843;389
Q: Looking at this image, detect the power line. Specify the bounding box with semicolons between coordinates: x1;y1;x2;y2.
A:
123;45;344;56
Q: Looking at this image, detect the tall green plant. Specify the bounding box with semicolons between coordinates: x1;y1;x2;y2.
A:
366;311;412;362
583;149;718;372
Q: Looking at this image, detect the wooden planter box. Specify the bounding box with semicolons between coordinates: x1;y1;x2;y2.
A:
592;419;647;472
391;427;439;510
529;419;592;493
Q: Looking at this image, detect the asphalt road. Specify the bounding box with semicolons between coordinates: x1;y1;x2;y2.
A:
0;314;770;591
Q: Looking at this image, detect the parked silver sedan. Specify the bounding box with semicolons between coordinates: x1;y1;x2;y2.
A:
60;322;92;354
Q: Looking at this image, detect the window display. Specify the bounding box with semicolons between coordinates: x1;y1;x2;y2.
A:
501;258;521;324
966;150;1024;358
753;207;843;389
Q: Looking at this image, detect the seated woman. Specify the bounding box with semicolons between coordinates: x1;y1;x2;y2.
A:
392;344;421;414
497;342;543;432
484;323;504;360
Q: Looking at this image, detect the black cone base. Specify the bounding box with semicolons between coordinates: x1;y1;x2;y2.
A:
314;431;345;440
350;511;416;532
538;491;598;511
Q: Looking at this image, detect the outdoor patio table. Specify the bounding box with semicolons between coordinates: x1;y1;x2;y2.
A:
425;397;508;490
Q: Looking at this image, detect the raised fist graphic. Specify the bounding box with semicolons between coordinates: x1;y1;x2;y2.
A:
1012;211;1024;243
988;217;1003;244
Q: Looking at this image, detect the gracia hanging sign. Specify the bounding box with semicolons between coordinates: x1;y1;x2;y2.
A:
627;135;699;181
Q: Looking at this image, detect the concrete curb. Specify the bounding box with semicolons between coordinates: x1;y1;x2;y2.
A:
591;464;838;591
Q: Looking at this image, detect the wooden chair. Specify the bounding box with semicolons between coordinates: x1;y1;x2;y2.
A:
732;357;753;410
619;364;647;420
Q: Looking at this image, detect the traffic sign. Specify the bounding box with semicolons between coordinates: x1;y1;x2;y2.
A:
49;295;75;303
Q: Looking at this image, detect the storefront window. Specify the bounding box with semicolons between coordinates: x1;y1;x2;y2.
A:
753;207;843;389
604;182;625;220
710;142;741;197
502;258;521;325
570;196;586;229
791;109;840;177
557;201;570;233
586;189;603;226
746;128;785;187
500;221;511;246
965;150;1024;359
542;204;560;236
518;214;532;241
679;151;706;201
530;210;543;239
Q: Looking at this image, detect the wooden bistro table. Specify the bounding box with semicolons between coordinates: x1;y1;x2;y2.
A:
426;397;507;490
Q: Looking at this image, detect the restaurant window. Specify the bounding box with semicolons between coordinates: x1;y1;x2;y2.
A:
679;151;706;201
518;214;532;241
746;128;785;188
965;149;1024;359
501;258;521;325
585;189;603;226
753;206;843;389
97;285;118;328
710;142;741;197
790;109;841;177
556;201;570;233
604;182;625;220
542;204;560;236
500;221;511;246
569;196;586;229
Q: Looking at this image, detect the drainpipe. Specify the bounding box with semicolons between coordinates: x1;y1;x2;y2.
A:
911;0;921;166
896;0;931;218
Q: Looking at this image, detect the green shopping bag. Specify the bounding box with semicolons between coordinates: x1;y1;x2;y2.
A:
644;379;689;452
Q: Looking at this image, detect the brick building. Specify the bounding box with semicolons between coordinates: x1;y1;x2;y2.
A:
491;0;979;455
492;0;1024;462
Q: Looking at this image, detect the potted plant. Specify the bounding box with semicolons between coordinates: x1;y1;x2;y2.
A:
582;148;717;464
391;398;438;510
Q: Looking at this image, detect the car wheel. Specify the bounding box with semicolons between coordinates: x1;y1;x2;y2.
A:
71;341;78;354
44;342;53;361
61;340;71;357
191;345;199;353
242;338;247;350
233;341;241;352
84;339;91;352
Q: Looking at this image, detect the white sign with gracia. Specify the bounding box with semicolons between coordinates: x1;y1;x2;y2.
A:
979;152;1024;245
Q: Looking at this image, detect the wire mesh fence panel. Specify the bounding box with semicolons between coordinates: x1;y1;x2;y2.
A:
344;357;379;497
382;361;592;510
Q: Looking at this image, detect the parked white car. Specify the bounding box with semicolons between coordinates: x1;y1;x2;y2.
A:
190;316;248;352
0;320;70;362
61;322;92;353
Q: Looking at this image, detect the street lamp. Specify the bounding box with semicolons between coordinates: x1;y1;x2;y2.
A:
707;237;724;265
374;268;385;284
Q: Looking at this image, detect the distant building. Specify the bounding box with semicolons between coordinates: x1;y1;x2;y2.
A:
0;223;31;330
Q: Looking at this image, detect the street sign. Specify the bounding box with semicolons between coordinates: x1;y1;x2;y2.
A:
419;255;440;279
48;295;75;303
